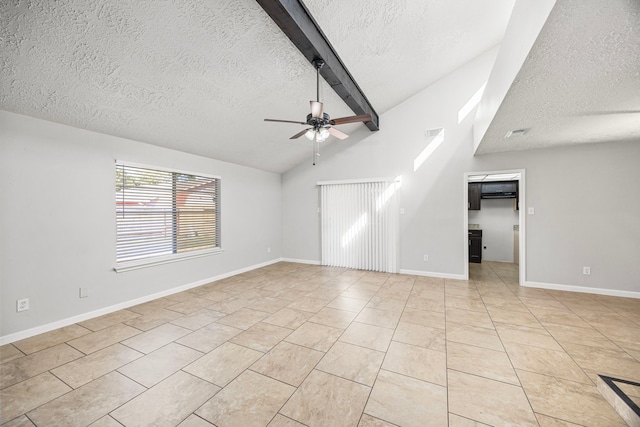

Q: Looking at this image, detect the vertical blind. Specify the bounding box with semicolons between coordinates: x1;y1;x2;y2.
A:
115;162;220;264
320;179;400;273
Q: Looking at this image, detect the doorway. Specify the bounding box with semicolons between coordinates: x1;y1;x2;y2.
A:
463;169;526;285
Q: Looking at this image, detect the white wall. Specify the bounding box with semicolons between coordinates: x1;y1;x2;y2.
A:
0;111;282;339
282;48;500;276
281;48;640;296
468;198;519;262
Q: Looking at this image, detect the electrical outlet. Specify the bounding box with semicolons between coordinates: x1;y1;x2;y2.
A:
17;298;29;312
267;247;271;254
583;266;591;275
423;254;429;262
79;288;89;298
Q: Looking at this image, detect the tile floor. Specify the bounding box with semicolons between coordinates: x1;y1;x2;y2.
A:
1;261;639;426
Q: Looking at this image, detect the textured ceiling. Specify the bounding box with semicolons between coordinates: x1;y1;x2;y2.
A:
304;0;515;113
477;0;640;155
0;0;514;173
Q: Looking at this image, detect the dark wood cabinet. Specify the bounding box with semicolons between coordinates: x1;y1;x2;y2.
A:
468;183;481;210
469;180;520;210
469;229;482;263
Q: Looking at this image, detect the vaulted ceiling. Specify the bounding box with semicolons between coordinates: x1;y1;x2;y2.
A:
2;1;637;173
0;0;514;173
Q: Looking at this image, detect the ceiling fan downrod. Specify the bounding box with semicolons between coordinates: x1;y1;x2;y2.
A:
313;59;324;103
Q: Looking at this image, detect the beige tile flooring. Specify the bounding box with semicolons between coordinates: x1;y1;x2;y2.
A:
1;261;640;426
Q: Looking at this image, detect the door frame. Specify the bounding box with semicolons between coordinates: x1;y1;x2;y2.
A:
463;169;526;285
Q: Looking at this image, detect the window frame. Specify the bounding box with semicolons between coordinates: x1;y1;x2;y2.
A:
114;160;222;272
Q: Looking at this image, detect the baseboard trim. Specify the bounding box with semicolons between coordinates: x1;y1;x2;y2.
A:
524;281;640;299
280;258;321;265
0;258;282;346
400;269;466;280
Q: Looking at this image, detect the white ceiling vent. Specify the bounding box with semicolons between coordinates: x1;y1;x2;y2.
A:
425;128;443;139
505;128;529;138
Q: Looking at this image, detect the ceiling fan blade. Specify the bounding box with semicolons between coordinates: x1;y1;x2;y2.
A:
330;114;372;125
310;101;323;118
264;119;307;125
290;128;311;139
328;127;349;140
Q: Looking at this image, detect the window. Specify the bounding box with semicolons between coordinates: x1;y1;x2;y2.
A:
115;162;220;270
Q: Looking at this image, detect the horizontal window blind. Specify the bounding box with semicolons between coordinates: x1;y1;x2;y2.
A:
116;163;220;264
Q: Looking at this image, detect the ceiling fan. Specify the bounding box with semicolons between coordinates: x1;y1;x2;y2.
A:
264;59;372;164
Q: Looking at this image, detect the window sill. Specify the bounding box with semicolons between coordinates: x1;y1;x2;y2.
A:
114;248;223;273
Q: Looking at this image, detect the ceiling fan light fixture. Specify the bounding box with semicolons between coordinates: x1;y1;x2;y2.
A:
305;129;315;140
310;101;323;119
319;128;330;139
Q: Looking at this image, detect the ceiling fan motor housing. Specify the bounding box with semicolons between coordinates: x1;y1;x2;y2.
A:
306;112;331;129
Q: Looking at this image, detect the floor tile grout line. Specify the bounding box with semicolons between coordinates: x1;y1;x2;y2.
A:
533;410;591;427
449;410;498;426
378;364;448;389
445;336;506;354
511;364;597;386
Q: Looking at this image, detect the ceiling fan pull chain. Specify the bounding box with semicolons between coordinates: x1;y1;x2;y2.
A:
313;139;320;165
